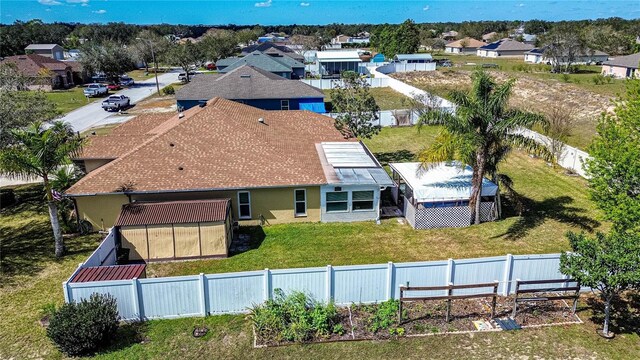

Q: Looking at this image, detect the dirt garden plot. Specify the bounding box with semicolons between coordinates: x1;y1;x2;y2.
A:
392;70;615;150
253;295;582;347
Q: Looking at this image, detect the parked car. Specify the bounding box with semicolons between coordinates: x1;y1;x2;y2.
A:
205;63;216;71
178;71;197;82
120;76;135;86
91;74;107;83
83;83;108;97
107;83;122;91
101;94;131;111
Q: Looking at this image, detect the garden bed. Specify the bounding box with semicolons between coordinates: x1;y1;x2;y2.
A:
253;294;582;347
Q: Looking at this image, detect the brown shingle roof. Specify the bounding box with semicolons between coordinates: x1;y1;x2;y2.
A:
0;54;70;77
115;199;230;226
66;98;353;195
77;135;151;159
446;37;485;49
110;113;176;135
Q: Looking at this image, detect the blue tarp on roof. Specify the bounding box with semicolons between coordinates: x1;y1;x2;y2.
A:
299;102;327;113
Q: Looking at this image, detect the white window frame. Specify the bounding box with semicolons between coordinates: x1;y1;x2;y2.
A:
237;191;251;219
325;191;349;213
351;190;375;212
294;189;307;217
280;99;290;110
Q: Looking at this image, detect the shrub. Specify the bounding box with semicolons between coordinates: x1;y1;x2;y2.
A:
0;188;16;209
162;85;175;95
368;299;401;333
46;294;119;356
249;289;342;343
560;73;571;83
592;74;605;85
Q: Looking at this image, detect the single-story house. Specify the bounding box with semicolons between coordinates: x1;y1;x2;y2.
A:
524;47;609;65
66;98;393;236
477;38;534;58
175;65;325;111
116;199;233;261
25;43;64;60
241;41;299;57
389;162;499;229
0;54;73;90
441;31;459;41
600;52;640;79
217;50;304;79
444;38;486;54
482;32;498;43
262;46;305;63
315;50;363;77
393;54;434;63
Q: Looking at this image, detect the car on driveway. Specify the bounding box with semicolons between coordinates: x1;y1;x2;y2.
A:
101;94;131;111
120;76;135;87
107;83;122;91
83;83;108;97
178;71;197;82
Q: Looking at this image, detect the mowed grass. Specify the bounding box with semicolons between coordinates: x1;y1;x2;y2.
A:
150;126;604;277
44;86;91;114
0;127;636;359
323;87;410;111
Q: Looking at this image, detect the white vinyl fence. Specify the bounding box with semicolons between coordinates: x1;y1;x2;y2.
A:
376;62;437;74
64;253;570;321
82;229;117;267
301;77;389;90
325;109;419;127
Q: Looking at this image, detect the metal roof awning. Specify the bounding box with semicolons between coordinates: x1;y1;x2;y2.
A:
115;199;230;227
318;142;394;187
71;264;146;283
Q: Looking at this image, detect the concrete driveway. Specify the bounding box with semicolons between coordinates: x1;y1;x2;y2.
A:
63;70;180;132
0;70;180;187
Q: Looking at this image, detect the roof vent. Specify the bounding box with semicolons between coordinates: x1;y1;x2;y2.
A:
198;100;207;108
258;118;265;124
178;112;184;119
178;166;184;171
240;74;251;78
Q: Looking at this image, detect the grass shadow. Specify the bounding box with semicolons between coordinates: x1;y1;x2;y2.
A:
373;150;416;166
228;226;266;256
95;321;150;356
496;195;600;241
585;293;640;336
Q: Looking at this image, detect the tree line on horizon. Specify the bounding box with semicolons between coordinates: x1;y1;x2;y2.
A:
2;17;640;57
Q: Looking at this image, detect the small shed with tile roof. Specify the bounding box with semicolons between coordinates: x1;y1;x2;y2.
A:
115;199;233;261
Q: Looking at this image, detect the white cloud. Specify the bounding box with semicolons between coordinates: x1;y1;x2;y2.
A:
518;3;525;6
300;2;310;6
423;5;430;11
92;9;106;14
67;0;89;3
81;3;89;6
255;0;272;7
38;0;62;5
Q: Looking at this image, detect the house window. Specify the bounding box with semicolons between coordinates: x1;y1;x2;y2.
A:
326;191;348;212
238;191;251;219
294;189;307;217
281;100;290;110
352;191;374;211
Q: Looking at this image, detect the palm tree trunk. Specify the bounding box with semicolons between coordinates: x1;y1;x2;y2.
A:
469;151;487;225
44;175;64;258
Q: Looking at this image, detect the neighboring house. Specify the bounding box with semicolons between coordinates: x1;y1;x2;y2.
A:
393;53;433;63
64;60;90;84
482;32;498;43
241;41;297;56
217;50;304;79
519;34;537;45
332;33;370;45
64;49;81;59
258;33;288;43
389;162;499;229
600;52;640;79
524;47;609;65
66;98;393;233
175;65;325;111
25;43;64;60
441;30;459;41
0;54;73;90
444;38;486;54
315;50;364;77
262;46;305;63
477;38;534;58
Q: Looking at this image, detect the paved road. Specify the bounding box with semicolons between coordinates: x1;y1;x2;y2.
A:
63;70;180;132
0;70;180;187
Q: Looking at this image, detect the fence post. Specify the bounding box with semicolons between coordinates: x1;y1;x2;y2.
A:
386;261;394;300
502;254;514;296
131;278;142;321
263;268;271;301
446;258;454;295
62;281;70;303
325;265;333;303
198;273;207;317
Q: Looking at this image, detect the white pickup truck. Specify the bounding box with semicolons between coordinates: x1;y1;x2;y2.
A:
101;95;131;111
83;83;108;97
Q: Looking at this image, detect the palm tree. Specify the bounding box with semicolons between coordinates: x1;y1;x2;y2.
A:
0;121;84;257
417;70;551;225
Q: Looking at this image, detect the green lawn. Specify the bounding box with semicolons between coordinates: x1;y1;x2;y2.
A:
324;87;410;111
44;87;91;114
2;127;636;359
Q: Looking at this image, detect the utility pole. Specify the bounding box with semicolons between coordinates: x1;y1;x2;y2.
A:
137;37;161;96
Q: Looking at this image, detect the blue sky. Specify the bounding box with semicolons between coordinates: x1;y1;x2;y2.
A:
1;0;639;25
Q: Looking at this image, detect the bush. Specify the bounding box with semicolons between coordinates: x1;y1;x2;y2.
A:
249;289;342;343
46;294;119;356
592;74;605;85
368;299;401;333
560;73;571;83
162;85;175;95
